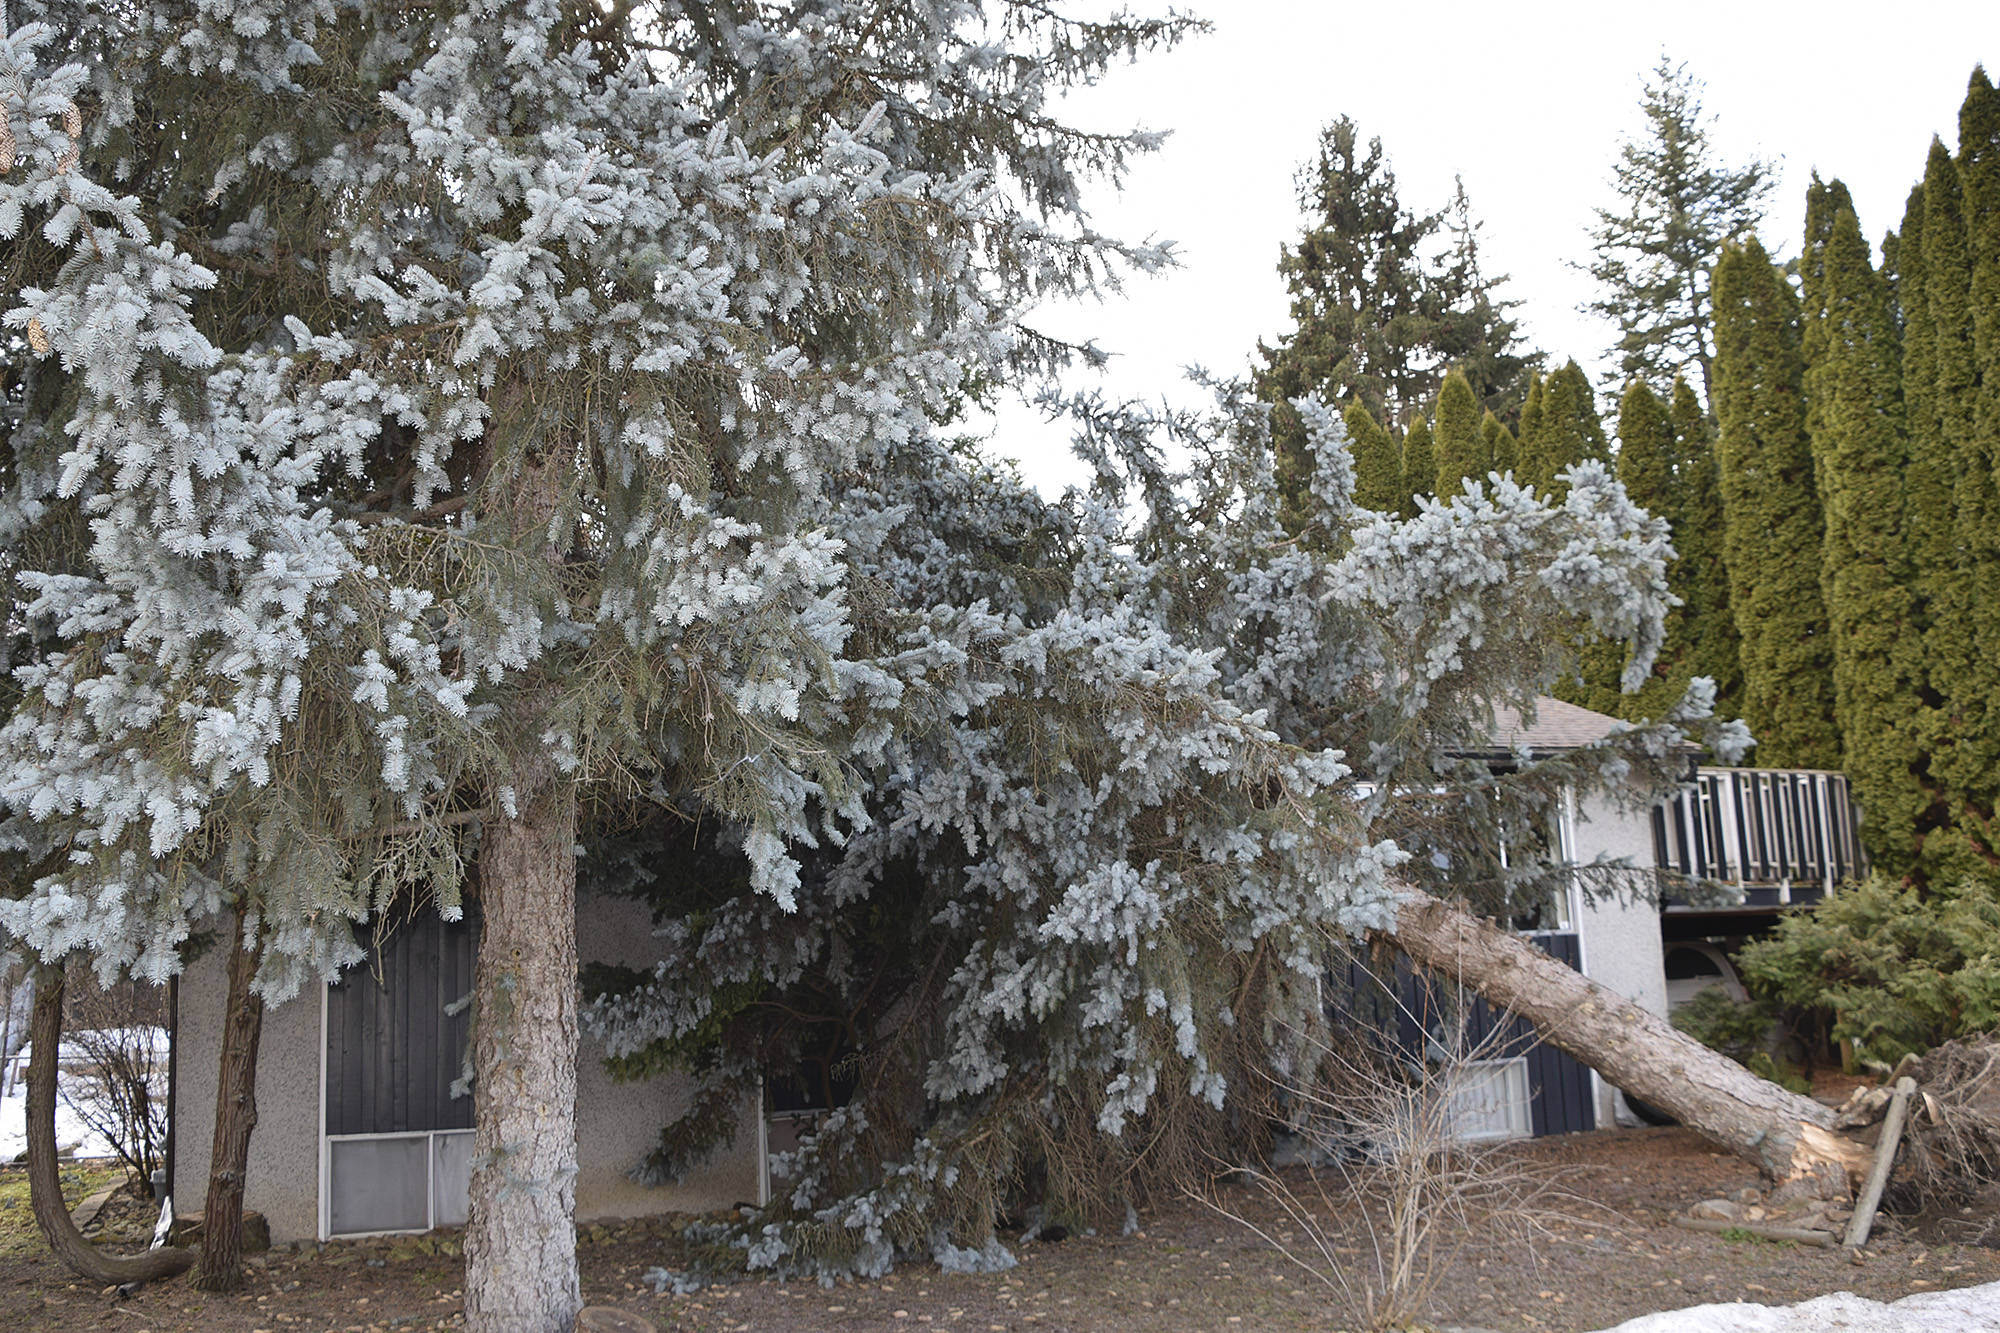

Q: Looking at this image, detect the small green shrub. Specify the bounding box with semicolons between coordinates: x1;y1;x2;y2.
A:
1670;988;1809;1091
1735;872;2000;1067
1671;985;1776;1062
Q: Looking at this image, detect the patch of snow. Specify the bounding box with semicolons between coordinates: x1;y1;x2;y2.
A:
0;1028;169;1164
1589;1279;2000;1332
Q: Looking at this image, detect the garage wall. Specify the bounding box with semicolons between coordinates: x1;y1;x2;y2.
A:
172;893;758;1244
1567;788;1672;1126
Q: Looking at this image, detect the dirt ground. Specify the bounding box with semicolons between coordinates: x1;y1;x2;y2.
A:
4;1126;1998;1333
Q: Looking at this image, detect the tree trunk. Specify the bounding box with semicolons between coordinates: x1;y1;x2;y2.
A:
194;915;266;1292
25;963;194;1284
464;758;581;1333
1381;887;1872;1189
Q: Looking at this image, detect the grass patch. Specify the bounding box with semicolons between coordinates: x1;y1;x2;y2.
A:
1716;1226;1793;1247
0;1160;126;1262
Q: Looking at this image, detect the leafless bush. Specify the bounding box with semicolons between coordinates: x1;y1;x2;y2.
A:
58;966;170;1196
1200;957;1609;1331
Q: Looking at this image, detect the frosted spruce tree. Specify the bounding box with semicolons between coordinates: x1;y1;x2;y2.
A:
0;1;1194;1322
574;381;1884;1288
1;1;1865;1321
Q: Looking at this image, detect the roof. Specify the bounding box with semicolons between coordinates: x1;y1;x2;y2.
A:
1486;696;1631;751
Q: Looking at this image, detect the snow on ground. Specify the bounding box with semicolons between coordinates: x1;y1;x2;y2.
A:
1590;1279;2000;1332
0;1029;168;1163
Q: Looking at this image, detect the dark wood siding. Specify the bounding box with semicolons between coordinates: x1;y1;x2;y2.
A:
324;911;478;1137
1329;931;1596;1137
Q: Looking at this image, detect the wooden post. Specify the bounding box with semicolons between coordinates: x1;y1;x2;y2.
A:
1842;1076;1915;1249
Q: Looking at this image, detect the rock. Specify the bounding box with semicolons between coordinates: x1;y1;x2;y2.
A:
1689;1199;1744;1223
166;1209;271;1253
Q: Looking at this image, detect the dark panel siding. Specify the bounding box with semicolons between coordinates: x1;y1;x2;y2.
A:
1328;931;1596;1137
325;911;478;1137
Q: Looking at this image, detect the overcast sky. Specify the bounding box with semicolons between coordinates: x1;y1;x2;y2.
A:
982;1;1996;494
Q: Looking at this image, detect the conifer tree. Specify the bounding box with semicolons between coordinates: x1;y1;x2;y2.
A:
1345;402;1404;513
1800;178;1928;875
1433;370;1484;498
1482;410;1518;478
1669;376;1745;725
1585;57;1775;405
1257;119;1531;525
1517;371;1547;478
1561;381;1698;720
1399;414;1435;519
1940;78;2000;856
1711;238;1842;768
1520;361;1609;496
0;3;1202;1322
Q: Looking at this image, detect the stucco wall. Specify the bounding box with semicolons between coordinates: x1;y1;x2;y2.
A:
172;938;323;1244
572;893;761;1221
173;894;759;1243
1566;787;1670;1126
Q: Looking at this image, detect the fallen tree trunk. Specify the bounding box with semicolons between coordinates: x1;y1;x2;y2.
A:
1380;888;1872;1190
25;963;195;1285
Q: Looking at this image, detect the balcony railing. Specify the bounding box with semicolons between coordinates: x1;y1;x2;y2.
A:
1651;767;1864;907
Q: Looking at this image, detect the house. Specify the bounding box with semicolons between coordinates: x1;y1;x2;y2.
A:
1651;763;1863;1009
171;893;758;1244
1437;696;1681;1138
171;697;1864;1241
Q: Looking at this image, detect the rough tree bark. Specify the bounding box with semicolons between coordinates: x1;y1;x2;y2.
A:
194;915;267;1292
463;755;581;1333
1382;887;1872;1190
25;963;194;1284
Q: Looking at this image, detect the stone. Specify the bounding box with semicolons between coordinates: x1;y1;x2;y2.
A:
1688;1199;1744;1223
166;1209;271;1252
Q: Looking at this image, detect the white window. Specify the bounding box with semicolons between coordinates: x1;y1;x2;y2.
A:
325;1128;474;1237
1445;1057;1532;1142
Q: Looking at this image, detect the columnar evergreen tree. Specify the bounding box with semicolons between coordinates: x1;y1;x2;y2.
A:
1344;401;1404;513
1668;376;1744;725
1519;360;1608;496
1799;178;1929;876
1515;370;1547;485
1482;409;1517;477
1559;378;1709;721
1399;413;1434;518
1711;238;1842;768
1432;369;1484;498
1585;56;1775;405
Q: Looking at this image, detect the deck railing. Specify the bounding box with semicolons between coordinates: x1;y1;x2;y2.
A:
1650;767;1864;906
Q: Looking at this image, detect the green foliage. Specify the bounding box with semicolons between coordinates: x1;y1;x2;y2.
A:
1800;177;1929;875
1257;119;1531;529
1346;402;1404;514
1561;381;1682;719
1481;410;1516;479
1671;984;1777;1062
1736;873;2000;1066
1399;414;1434;519
1433;370;1484;499
1669;376;1744;725
1585;56;1775;403
1711;238;1842;768
1521;361;1609;498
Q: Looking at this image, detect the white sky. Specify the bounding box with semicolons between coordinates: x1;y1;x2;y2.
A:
983;1;1997;494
